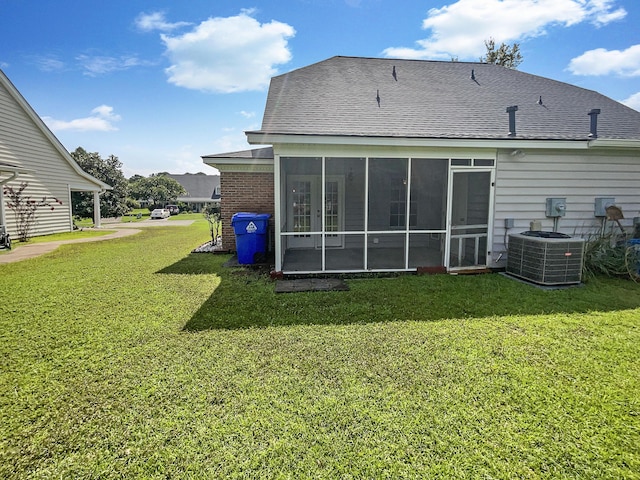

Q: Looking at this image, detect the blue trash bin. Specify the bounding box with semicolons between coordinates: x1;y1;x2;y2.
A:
231;212;270;264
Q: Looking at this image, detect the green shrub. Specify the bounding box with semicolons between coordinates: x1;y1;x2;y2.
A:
583;233;640;280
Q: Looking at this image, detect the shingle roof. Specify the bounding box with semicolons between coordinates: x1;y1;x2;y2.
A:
254;56;640;141
167;173;220;201
202;147;273;159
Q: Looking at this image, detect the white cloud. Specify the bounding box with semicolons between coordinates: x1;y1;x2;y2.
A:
568;44;640;76
77;54;154;76
588;0;627;26
622;92;640;112
171;145;209;173
212;133;252;153
160;10;295;93
43;105;121;132
383;0;627;60
239;110;256;118
135;11;192;32
32;56;65;72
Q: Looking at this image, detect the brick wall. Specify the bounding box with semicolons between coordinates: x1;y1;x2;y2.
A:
220;171;275;251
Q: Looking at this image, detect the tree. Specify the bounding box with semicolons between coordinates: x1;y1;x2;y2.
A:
129;174;186;209
128;174;144;184
3;182;63;242
70;147;129;218
204;211;222;246
480;38;523;69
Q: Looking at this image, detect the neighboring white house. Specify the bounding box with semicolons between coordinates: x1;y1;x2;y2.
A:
205;56;640;275
0;69;110;237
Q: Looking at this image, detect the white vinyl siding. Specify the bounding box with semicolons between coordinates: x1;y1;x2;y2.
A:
493;150;640;258
0;76;100;237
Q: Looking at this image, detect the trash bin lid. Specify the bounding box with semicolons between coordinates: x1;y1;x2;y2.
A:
231;212;256;224
231;212;271;224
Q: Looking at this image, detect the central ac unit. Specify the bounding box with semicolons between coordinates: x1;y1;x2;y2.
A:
507;231;585;285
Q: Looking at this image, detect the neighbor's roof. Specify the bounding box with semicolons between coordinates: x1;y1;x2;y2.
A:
250;56;640;141
167;173;220;201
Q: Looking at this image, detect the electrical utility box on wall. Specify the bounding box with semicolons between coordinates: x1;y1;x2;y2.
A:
545;198;566;217
507;232;585;285
595;197;615;217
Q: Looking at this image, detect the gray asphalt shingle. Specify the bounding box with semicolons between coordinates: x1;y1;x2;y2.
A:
254;56;640;141
167;173;220;201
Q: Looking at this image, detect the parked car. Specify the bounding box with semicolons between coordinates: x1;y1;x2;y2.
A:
166;205;180;215
150;209;170;219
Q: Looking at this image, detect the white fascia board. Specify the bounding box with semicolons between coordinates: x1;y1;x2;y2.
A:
68;182;107;192
246;132;591;151
275;142;499;159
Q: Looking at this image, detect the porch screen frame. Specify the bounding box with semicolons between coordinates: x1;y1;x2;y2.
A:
275;154;495;274
445;166;496;271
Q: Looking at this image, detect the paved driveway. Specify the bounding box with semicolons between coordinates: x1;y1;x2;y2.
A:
0;228;141;264
0;219;197;264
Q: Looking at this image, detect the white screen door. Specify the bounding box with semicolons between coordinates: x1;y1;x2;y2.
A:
448;170;493;269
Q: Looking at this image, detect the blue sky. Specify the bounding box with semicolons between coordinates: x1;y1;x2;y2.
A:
1;0;639;177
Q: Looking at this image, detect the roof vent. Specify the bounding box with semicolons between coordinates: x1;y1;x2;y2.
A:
506;105;518;136
376;89;381;108
537;96;543;105
392;66;397;81
588;109;601;138
471;69;476;81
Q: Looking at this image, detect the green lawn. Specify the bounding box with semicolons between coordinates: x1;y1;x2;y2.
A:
1;220;638;479
74;209;200;226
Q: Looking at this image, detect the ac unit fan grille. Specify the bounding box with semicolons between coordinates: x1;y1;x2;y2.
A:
507;233;585;285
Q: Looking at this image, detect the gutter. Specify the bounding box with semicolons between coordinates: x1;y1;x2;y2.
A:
245;132;593;150
587;138;640;150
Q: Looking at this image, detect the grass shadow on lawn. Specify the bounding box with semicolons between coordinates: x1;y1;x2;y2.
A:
156;251;224;275
167;254;640;332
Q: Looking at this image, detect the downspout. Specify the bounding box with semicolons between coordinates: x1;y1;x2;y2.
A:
0;172;19;185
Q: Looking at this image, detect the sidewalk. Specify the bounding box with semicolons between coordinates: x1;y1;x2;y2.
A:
0;228;141;264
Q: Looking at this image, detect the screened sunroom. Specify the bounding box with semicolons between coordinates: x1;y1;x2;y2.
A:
275;155;495;274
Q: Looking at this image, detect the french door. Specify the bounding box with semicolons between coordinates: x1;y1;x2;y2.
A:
287;175;344;249
447;169;494;269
